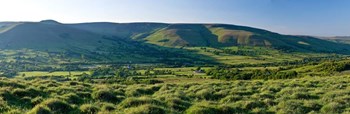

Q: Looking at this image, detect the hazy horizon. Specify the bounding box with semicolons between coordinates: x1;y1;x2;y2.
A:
1;0;349;36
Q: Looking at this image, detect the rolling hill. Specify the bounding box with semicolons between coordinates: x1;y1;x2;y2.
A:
70;22;350;53
0;20;350;66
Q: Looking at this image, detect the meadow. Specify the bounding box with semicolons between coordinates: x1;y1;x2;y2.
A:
1;75;350;114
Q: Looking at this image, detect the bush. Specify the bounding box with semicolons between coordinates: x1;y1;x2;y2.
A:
80;104;100;114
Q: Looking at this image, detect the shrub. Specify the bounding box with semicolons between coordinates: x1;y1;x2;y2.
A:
80;104;100;114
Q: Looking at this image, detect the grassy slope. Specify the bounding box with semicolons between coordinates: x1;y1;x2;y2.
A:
0;21;350;66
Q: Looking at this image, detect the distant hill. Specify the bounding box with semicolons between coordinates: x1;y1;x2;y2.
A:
0;20;350;65
70;22;350;54
0;21;212;64
315;36;350;45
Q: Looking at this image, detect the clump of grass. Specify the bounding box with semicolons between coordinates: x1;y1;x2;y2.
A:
165;97;191;111
234;100;265;110
320;102;344;113
119;96;165;108
27;105;52;114
219;95;242;103
125;85;161;97
5;109;23;114
92;89;122;103
0;97;9;113
124;104;166;114
185;101;218;114
62;93;84;104
31;96;44;106
36;98;74;113
101;103;116;111
275;100;310;114
216;104;246;114
195;88;216;100
79;104;100;114
303;100;322;111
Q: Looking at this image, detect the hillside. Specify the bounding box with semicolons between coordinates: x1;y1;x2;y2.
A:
316;36;350;44
0;20;349;67
0;21;213;65
70;23;350;54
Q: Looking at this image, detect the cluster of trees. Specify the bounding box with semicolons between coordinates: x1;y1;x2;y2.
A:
222;49;269;56
206;67;298;80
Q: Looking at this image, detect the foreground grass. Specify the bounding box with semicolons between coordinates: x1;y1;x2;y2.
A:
1;75;350;113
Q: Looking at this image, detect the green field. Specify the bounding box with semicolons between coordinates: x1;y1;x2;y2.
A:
1;74;350;113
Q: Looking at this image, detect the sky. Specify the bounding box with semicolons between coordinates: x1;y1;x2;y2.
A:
0;0;349;36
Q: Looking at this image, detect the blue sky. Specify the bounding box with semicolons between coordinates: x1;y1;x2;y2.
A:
0;0;349;36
